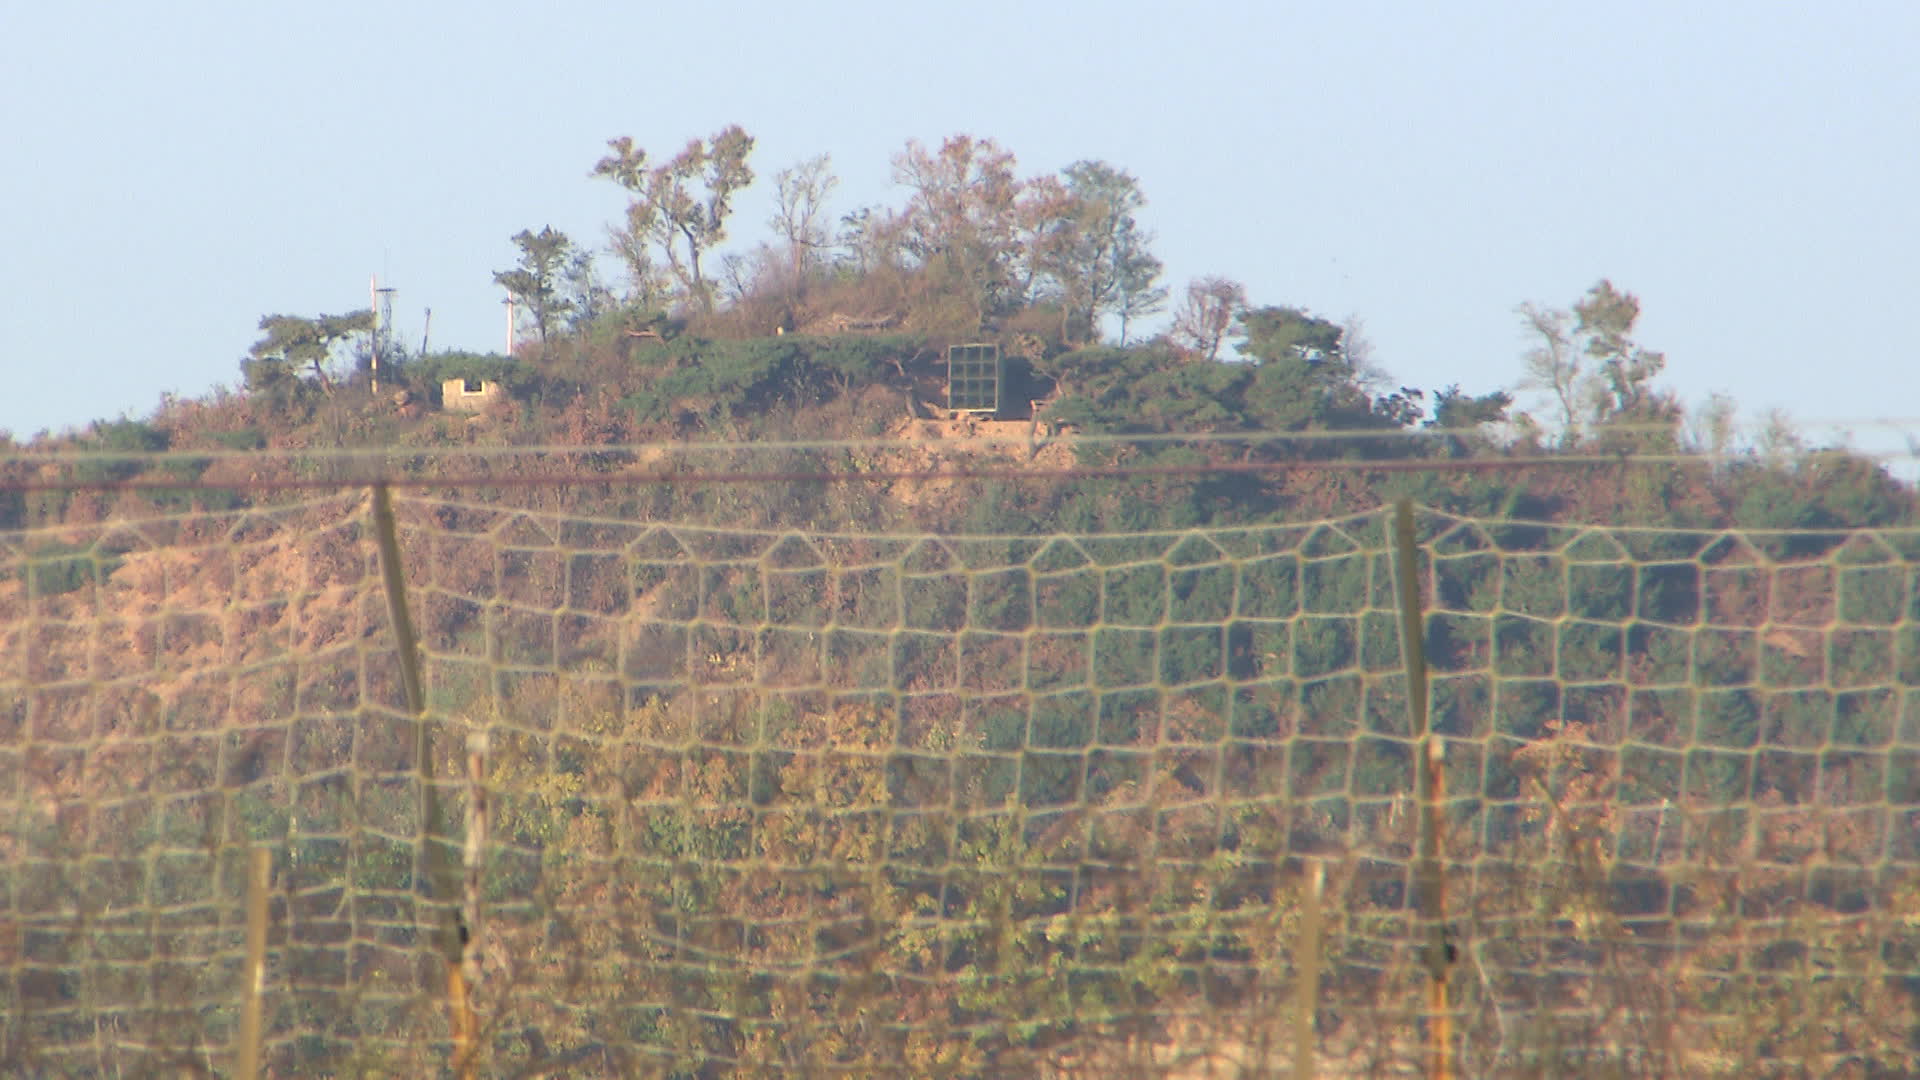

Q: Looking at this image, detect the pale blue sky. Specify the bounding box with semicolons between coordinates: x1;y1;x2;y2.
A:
4;2;1916;460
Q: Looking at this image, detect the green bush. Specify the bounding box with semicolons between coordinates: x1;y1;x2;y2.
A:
21;540;122;596
621;335;924;423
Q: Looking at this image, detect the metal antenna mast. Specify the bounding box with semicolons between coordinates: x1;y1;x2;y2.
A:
370;274;398;392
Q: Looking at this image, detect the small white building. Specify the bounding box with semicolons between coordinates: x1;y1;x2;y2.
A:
442;377;505;413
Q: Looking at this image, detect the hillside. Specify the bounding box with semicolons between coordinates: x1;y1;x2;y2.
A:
3;128;1919;1078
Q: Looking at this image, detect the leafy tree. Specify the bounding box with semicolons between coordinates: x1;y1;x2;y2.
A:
1425;384;1514;458
493;226;576;349
1236;306;1412;443
1429;384;1513;429
1729;450;1911;540
1169;276;1245;361
1238;305;1345;367
1113;246;1169;345
1008;171;1072;308
1518;279;1671;445
892;135;1025;323
241;310;373;398
620;334;924;426
557;248;616;334
1041;304;1413;455
1043;343;1248;435
1370;386;1428;428
1033;161;1165;345
1575;279;1671;423
594;125;757;313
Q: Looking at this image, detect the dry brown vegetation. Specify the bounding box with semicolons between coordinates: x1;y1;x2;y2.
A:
3;128;1918;1076
2;487;1918;1078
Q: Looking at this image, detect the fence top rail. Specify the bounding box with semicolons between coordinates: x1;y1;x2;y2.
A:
7;489;1920;545
22;415;1919;463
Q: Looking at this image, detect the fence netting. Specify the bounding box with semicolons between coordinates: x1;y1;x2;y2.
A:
4;489;1918;1077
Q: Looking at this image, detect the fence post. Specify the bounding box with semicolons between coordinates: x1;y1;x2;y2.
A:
1292;859;1324;1080
236;844;271;1080
1390;500;1454;1080
370;482;477;1080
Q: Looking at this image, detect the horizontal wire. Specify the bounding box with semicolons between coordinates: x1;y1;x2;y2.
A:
0;452;1673;496
392;491;1920;543
7;415;1919;464
4;474;1916;545
6;444;1920;497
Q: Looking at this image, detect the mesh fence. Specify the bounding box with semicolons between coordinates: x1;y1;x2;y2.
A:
3;487;1919;1078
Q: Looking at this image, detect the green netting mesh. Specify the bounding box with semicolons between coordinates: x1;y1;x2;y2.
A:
3;492;1918;1077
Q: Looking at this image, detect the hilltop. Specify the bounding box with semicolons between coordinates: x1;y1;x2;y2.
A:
6;127;1920;1080
1;127;1910;538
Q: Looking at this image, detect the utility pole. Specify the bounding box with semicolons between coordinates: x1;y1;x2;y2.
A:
503;295;516;356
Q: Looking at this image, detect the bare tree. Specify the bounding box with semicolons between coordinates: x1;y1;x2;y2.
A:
1518;280;1669;446
1341;314;1391;391
836;206;907;277
1170;276;1246;362
593;126;757;313
769;154;838;296
1517;300;1593;444
1755;407;1804;468
718;250;758;306
1684;391;1739;472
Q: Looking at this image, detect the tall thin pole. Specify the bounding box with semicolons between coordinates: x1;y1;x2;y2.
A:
235;845;271;1080
370;273;380;392
503;296;515;356
1392;499;1454;1080
375;285;396;391
369;484;474;1079
1292;859;1325;1080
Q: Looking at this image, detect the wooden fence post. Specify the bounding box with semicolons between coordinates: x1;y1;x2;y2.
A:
1391;500;1454;1080
371;483;477;1080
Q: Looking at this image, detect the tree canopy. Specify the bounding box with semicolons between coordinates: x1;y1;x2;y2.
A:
494;226;576;348
240;310;373;399
594;125;756;314
40;121;1898;547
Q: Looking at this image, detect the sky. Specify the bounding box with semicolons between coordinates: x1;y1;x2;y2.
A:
3;1;1917;470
